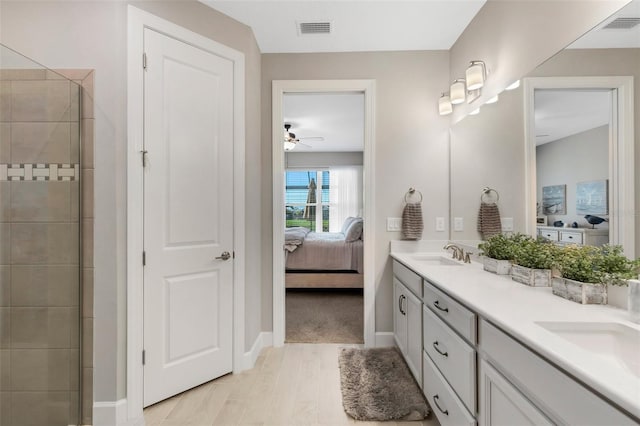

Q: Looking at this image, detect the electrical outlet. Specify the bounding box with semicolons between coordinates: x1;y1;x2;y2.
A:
436;217;445;232
454;217;464;232
387;217;402;231
502;217;514;231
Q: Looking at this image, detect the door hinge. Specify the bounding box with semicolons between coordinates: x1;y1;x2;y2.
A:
142;251;146;266
233;251;236;259
142;350;146;365
141;150;148;167
143;52;147;70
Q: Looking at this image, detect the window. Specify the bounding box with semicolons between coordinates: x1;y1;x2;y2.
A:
285;170;329;232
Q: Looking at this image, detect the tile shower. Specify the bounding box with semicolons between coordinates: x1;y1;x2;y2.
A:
0;44;93;425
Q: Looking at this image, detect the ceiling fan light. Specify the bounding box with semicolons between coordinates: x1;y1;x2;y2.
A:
438;93;452;115
450;79;466;105
465;61;486;91
284;140;296;151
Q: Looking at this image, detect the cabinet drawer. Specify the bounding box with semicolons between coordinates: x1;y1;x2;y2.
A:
393;260;422;297
423;280;476;344
560;231;583;244
539;229;559;241
479;320;637;425
423;306;476;413
423;351;476;426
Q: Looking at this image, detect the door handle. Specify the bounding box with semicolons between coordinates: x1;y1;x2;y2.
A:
215;251;231;261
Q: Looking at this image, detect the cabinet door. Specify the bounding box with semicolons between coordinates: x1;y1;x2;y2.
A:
479;360;552;426
393;278;407;355
405;288;422;387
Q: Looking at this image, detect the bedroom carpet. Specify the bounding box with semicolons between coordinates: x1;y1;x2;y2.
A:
285;289;364;343
338;347;431;421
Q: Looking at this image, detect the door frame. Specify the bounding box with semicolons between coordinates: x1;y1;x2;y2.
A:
127;5;245;420
523;76;634;258
272;80;376;347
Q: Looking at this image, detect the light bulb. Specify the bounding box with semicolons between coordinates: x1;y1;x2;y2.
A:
438;93;452;115
450;79;466;105
466;61;486;91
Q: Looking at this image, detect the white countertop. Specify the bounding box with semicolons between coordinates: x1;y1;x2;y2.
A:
389;246;640;421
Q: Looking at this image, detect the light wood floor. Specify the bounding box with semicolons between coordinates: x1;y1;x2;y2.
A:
144;344;440;426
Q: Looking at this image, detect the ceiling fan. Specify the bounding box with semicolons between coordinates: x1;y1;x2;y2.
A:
283;123;324;151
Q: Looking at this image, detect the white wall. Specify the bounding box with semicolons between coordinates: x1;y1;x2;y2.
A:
537;125;609;228
0;0;262;410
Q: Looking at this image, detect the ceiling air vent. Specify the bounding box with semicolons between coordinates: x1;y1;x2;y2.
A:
298;21;332;35
602;17;640;30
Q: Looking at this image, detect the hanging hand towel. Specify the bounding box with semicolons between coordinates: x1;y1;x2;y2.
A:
402;203;423;240
477;202;502;239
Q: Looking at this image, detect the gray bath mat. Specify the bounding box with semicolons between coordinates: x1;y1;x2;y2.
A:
338;347;430;421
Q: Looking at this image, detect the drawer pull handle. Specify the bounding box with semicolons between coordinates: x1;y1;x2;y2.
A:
432;341;448;357
433;395;449;416
398;295;406;316
433;300;449;313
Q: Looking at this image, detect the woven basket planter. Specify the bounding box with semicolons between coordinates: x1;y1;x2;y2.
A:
483;258;512;275
552;277;607;305
511;265;552;287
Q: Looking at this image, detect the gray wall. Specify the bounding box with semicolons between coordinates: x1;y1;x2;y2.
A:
537;125;609;227
262;51;451;334
285;152;364;168
0;0;262;404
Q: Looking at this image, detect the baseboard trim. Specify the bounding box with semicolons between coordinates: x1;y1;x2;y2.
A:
242;331;273;371
93;398;144;426
375;332;395;347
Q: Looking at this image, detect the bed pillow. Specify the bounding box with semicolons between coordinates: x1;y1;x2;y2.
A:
341;217;357;235
345;218;363;242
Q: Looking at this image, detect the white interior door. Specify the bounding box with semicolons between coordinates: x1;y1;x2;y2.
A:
143;28;234;407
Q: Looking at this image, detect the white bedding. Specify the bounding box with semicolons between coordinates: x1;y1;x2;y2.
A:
285;231;363;273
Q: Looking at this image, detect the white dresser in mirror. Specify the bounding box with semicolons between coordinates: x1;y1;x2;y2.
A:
537;226;608;246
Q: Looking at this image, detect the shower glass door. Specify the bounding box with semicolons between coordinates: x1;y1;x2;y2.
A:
1;43;82;426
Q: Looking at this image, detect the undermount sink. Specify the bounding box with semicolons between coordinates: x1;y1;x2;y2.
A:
536;321;640;377
408;254;463;266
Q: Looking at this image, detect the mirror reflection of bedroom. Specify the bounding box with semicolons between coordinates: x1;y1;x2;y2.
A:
283;91;365;344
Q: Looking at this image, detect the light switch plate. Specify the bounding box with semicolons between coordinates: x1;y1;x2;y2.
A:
502;217;514;231
436;217;445;232
387;217;402;231
454;217;464;232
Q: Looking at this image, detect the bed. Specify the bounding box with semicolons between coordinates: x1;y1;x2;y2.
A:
284;217;364;288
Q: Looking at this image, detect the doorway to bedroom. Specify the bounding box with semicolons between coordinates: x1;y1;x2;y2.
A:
284;93;364;343
272;80;375;347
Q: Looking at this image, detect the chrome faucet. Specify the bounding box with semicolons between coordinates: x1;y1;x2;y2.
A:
443;243;472;263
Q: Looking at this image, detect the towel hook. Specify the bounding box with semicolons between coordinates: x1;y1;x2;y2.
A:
481;187;499;203
405;187;423;203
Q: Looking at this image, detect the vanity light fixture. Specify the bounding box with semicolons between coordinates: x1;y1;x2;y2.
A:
469;108;480;116
486;95;499;104
438;93;453;115
505;80;521;91
465;60;486;91
450;79;466;105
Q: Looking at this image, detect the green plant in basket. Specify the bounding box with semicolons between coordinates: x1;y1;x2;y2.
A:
512;237;559;270
478;233;531;261
555;245;604;284
599;245;640;286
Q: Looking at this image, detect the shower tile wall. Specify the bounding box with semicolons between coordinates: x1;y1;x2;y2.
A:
0;68;94;426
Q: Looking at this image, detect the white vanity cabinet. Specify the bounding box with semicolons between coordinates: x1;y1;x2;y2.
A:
392;261;423;386
389;254;640;426
479;319;637;426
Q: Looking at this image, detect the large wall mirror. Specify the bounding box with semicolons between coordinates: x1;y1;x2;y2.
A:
450;0;638;258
